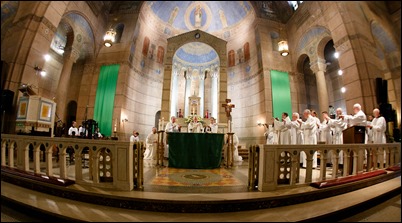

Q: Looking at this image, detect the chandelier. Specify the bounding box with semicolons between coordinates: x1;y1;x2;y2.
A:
103;29;116;47
278;40;289;56
278;28;289;57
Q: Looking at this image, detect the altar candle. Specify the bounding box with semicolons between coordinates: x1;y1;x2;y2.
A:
158;119;161;130
162;117;165;130
228;120;231;132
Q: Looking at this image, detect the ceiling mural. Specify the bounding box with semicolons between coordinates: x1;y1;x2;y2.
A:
147;1;252;33
173;42;219;72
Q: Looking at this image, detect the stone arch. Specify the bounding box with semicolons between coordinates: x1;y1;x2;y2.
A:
162;29;227;123
61;11;97;59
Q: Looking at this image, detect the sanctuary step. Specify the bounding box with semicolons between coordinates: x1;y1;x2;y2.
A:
1;166;75;187
310;169;388;189
221;146;249;160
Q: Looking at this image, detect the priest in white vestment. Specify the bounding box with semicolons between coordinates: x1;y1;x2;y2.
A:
341;103;367;127
188;116;203;133
328;107;347;165
289;112;304;145
367;108;387;163
274;113;292;145
209;117;218;133
298;109;318;168
224;133;243;162
318;111;333;144
144;127;158;160
165;116;181;132
164;116;181;158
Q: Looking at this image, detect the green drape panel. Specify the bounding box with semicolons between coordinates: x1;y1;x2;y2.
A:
270;70;292;119
94;64;120;137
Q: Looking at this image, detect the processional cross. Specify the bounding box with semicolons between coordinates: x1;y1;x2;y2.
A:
222;99;235;121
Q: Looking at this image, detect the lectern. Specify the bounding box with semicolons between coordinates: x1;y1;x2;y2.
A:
343;126;366;144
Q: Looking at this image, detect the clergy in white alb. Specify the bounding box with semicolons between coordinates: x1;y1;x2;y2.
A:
209;117;218;133
327;107;347;165
289;112;304;145
368;108;387;163
273;113;292;145
144;127;158;160
298;109;318;168
188;116;203;133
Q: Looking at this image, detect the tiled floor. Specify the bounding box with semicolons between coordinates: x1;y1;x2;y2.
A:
1;158;401;222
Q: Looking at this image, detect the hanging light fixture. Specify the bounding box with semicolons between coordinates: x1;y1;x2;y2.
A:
103;28;116;47
278;28;289;57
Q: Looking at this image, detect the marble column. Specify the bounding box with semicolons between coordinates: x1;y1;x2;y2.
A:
184;71;192;117
211;71;219;119
310;59;329;114
199;71;205;117
170;68;179;118
56;46;80;122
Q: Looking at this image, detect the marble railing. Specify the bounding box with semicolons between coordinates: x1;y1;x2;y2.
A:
1;134;400;192
1;134;145;191
257;143;401;191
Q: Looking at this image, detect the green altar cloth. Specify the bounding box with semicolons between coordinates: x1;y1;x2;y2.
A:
167;132;224;169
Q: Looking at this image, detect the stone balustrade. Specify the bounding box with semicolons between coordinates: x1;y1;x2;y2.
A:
1;134;400;192
257;143;401;191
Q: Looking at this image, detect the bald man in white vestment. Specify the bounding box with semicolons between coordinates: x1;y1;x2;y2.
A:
298;109;318;168
367;108;387;163
289;112;304;145
327;107;347;166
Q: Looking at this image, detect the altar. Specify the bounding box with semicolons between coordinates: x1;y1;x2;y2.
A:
167;132;224;169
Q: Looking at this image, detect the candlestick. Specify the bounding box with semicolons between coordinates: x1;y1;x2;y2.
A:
158;119;161;131
228;120;231;133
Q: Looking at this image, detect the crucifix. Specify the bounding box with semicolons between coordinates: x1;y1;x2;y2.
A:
222;98;235;121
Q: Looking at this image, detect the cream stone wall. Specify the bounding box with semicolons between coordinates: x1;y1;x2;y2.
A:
1;1;400;140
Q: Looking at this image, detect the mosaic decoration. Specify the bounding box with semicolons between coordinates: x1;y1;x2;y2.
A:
150;167;243;186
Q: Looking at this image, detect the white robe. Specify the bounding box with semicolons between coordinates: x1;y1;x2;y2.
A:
165;122;180;132
328;117;347;165
371;116;386;144
300;115;318;168
264;124;276;144
209;123;218;133
144;132;158;160
188;122;203;133
289;120;303;145
274;117;292;145
344;110;367;127
224;134;243;162
319;120;332;144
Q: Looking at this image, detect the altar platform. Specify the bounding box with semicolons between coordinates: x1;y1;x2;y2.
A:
1;159;401;222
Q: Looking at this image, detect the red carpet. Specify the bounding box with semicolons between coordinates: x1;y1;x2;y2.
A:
310;169;387;189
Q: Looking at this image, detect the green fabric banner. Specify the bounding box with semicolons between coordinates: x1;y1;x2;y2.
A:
270;70;292;119
94;64;120;137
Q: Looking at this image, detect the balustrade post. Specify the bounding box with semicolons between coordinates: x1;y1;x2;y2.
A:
225;133;234;168
248;144;259;190
8;145;14;167
157;131;165;166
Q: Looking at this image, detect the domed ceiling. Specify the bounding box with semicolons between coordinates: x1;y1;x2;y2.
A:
173;42;219;71
148;1;253;33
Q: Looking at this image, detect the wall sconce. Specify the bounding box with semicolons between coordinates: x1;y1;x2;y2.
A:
257;121;267;128
34;65;46;77
278;28;289;57
122;118;128;123
103;29;116;47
